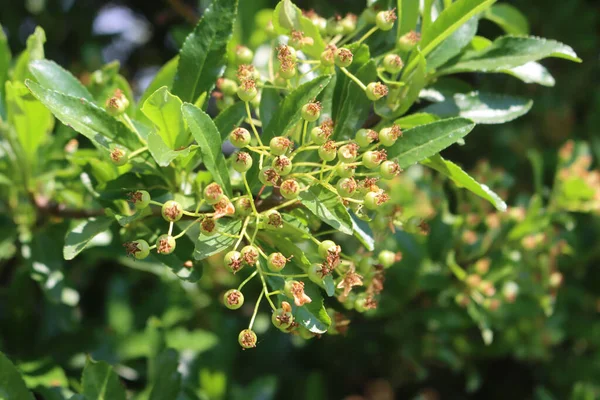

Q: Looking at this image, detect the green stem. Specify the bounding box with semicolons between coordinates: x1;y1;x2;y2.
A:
355;26;379;45
242;174;259;216
129;146;148;159
121;114;146;145
248;289;264;330
238;269;258;291
340;67;367;91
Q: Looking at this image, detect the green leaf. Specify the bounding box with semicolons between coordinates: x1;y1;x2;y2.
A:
397;0;420;37
172;0;238;103
387;117;475;168
29;60;93;100
147;131;193;167
421;154;507;211
13;26;45;84
138;57;178;107
0;351;35;400
378;52;426;118
63;217;113;260
503;61;555;87
269;235;311;270
165;328;219;353
323;275;335;297
194;218;242;260
272;0;326;59
25;80;140;151
484;4;529;35
0;25;12;118
142;86;189;149
214;101;246;140
299;183;353;235
394;113;440;128
19;359;69;389
295;283;331;334
182;103;232;195
351;217;375;252
259;85;281;129
332;61;377;140
149;350;181;400
423;91;533;124
427;17;478;70
438;35;581;75
420;0;496;58
81;359;126;400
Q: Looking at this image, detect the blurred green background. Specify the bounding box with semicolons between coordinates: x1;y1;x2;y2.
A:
1;0;599;399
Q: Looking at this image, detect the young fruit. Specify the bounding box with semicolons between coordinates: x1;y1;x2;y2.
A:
235;197;253;217
259;167;280;186
318;141;337;162
398;30;421;52
354;293;371;313
267;252;287;272
235;45;254;65
337;177;358;197
223;289;244;310
217;78;238;96
320;45;337;66
216;95;235;111
379;125;402;146
340;13;357;34
109;145;128;166
271;307;294;330
272;155;293;176
241;245;259;266
229;127;251;148
383;54;404;74
233;152;253;173
279;62;297;79
200;217;217;236
237;64;260;82
338;143;359;163
278;44;297;63
380;160;401;180
375;9;397;31
237;80;258;102
156;234;176;255
355;129;378;148
105;89;129;116
301;102;322;122
362;150;387;169
238;329;257;349
224;250;244;273
129;190;151;210
161;200;183;222
336;163;355;178
269;136;293;156
366;82;389;101
378;250;396;268
308;263;327;284
264;209;284;229
335;48;353;67
318;240;337;258
124;239;150;259
204;183;224;205
364;190;390;210
280;179;300;199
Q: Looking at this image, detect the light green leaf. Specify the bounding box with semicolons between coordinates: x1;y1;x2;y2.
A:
438;35;581;75
147;131;194;167
272;0;326;59
427;17;478;70
63;217;113;260
387;117;475;168
394;113;440;128
165;328;219;353
141;86;188;149
397;0;420;37
182;103;231;195
484;4;529;35
323;275;335;297
149;350;181;400
138;56;178;107
25;80;140;150
423;91;533;124
422;154;506;211
0;351;35;400
172;0;238;103
81;359;126;400
19;359;69;389
13;26;45;83
299;184;353;235
29;60;93;100
194;218;241;260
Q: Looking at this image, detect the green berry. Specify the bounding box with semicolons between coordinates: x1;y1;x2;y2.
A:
218;78;238;96
279;63;297;79
271;307;294;330
362;150;387;169
326;19;344;36
156;234;176;255
398;31;421;52
335;48;353;67
379;125;402;146
354;293;370;313
364;190;389;210
200;217;217;236
229;127;251;148
216;95;235;111
280;179;300;199
380;160;401;180
311;126;329;145
224;250;244;273
301;102;322;122
338;143;359;163
235;197;253;217
272;156;293;176
383;54;404;74
308;263;326;284
235;46;254;65
259;167;280;186
355;129;378;148
204;183;224;205
264;209;283;230
238;329;257;348
161;200;183;222
233;152;253;173
223;289;244;309
237;80;258;102
336;163;355;178
109;145;128;166
278;45;297;63
375;10;397;31
378;250;396;268
337;177;358;197
366;82;389;101
363;7;376;24
269;136;293;156
318;240;337;258
105;89;129;116
124;239;150;259
130;190;151;210
267;252;287;272
241;245;259;266
318;141;337;162
340;14;357;34
320;46;336;66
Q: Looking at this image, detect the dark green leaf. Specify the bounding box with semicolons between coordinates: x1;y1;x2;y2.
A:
427;17;478;70
147;131;194;167
81;359;126;400
272;0;325;59
351;217;375;252
214;101;247;140
63;217;113;260
194;218;242;260
323;275;335;297
182;103;232;195
421;154;507;211
299;184;353;235
0;24;11;118
141;86;189;149
484;4;529;35
29;60;93;100
172;0;238;103
149;350;181;400
295;283;331;334
138;57;178;107
423;91;533;124
387;117;475;168
0;351;35;400
259;85;281;129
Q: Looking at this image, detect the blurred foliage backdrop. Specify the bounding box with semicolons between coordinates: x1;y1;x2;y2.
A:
1;0;599;399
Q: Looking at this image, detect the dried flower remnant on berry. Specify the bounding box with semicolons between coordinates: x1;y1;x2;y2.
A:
337;267;364;298
237;64;257;82
290;281;312;306
213;197;235;218
124;241;141;257
157;236;175;254
110;147;125;163
226;290;243;307
266;211;284;229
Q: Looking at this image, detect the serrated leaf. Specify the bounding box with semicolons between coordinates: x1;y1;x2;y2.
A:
299;184;353;235
484;4;529;35
81;359;126;400
142;86;189;149
272;0;325;59
427;17;478;70
64;217;113;260
29;60;93;100
138;57;178;107
387;117;475;168
149;350;181;400
0;351;35;400
421;154;507;211
194;218;241;260
394;113;440;128
438;35;581;75
25;80;140;150
182;103;232;196
172;0;238;103
423;91;532;124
